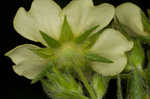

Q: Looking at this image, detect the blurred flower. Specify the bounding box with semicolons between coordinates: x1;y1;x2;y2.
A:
116;2;150;42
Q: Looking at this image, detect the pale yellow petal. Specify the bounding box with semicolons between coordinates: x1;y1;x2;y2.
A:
14;0;63;45
116;2;148;36
91;29;133;76
5;44;48;79
63;0;114;36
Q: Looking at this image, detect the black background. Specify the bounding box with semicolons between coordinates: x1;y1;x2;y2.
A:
1;0;149;99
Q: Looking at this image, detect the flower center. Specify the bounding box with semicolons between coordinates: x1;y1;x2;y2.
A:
53;43;86;69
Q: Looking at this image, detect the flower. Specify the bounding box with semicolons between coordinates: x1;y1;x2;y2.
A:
116;2;150;41
6;0;133;79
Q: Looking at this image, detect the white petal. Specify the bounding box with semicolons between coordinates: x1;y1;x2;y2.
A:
14;8;40;42
5;44;48;79
14;0;63;45
63;0;114;36
90;29;133;76
116;2;148;36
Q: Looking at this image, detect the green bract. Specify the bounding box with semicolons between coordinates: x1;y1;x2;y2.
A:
42;67;88;99
5;0;133;80
116;2;150;42
91;74;109;99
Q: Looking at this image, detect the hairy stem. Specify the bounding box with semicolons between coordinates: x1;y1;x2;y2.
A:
75;67;97;99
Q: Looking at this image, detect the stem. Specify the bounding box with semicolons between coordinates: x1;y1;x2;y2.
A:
75;67;97;99
117;75;123;99
139;68;147;80
71;54;96;99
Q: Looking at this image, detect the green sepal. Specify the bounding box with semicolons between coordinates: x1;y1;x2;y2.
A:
112;17;133;41
141;11;150;34
83;29;105;49
46;67;83;93
75;25;99;44
124;62;134;72
51;92;89;99
85;53;113;63
42;79;88;99
127;70;145;99
91;74;109;99
40;31;61;48
29;48;54;59
31;62;53;84
59;16;74;43
128;39;144;70
41;67;88;99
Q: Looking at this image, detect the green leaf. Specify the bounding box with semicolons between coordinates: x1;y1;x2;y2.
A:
85;53;113;63
128;39;144;70
127;70;145;99
40;31;61;48
29;48;54;58
31;62;53;84
91;74;109;99
59;16;74;42
75;25;99;43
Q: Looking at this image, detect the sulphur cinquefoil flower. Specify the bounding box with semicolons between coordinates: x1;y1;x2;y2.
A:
6;0;133;80
116;2;150;42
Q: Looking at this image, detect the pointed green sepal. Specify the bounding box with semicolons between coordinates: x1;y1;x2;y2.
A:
85;53;113;63
83;29;105;49
40;31;61;48
91;74;109;99
29;48;54;58
59;16;74;43
75;25;99;43
112;17;133;41
31;62;53;84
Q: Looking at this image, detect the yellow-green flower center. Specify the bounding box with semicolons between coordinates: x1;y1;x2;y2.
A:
53;43;86;69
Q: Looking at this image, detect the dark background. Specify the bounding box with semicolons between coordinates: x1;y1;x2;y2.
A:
1;0;149;99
